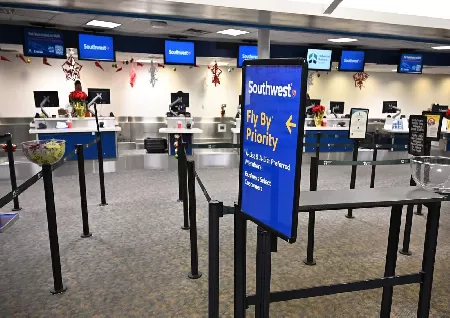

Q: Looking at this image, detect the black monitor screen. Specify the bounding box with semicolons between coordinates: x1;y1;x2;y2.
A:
88;88;110;104
330;101;344;114
431;104;448;113
382;101;398;113
33;91;59;107
171;92;190;108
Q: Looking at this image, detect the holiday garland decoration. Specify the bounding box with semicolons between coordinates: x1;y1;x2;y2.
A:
43;57;51;66
95;61;104;71
62;55;83;81
0;56;10;62
16;54;30;64
307;72;315;87
353;72;369;90
130;63;137;87
149;61;158;88
210;62;222;87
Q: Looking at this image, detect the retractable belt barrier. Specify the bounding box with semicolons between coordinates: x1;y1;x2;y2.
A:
317;158;410;166
0;136;100;210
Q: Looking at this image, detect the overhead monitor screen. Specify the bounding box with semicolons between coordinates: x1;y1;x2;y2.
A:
339;50;365;72
238;45;258;67
307;49;332;71
23;28;66;58
78;33;115;62
398;53;423;74
164;40;196;65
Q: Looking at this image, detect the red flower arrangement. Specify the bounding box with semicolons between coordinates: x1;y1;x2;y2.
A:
312;105;325;114
446;109;450;119
69;90;88;103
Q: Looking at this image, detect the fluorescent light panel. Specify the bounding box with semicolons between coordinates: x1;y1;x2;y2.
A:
432;46;450;50
86;20;121;29
217;29;249;36
327;38;358;43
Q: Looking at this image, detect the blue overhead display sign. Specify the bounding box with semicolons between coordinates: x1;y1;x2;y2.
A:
339;50;365;71
398;53;423;74
23;28;66;58
164;40;196;65
238;45;258;67
78;34;115;61
307;49;332;71
239;60;306;242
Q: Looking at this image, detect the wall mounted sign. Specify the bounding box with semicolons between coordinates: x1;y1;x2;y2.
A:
164;40;196;65
307;49;332;71
238;45;258;68
239;58;307;242
23;28;66;59
339;50;365;72
422;111;443;141
78;33;115;62
348;108;369;139
398;53;423;74
408;115;426;156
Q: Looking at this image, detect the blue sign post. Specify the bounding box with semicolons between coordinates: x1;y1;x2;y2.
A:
238;59;307;242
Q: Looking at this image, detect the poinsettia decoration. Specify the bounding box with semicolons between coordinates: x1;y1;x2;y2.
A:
446;109;450;119
312;105;325;114
69;90;88;103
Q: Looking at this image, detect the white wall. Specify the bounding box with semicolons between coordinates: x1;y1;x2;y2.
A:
1;53;450;118
0;54;242;118
307;71;450;118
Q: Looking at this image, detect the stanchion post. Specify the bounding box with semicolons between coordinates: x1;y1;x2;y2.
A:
370;131;379;189
76;144;92;238
179;141;189;230
208;200;223;318
255;226;272;318
177;136;183;202
42;163;67;294
315;132;321;160
234;204;247;317
93;104;107;206
415;141;431;216
187;160;201;279
304;156;318;266
346;140;359;219
6;135;21;211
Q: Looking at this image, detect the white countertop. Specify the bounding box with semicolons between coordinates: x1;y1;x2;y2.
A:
382;128;409;134
30;127;122;134
159;128;203;134
305;126;349;131
34;117;114;121
231;128;240;134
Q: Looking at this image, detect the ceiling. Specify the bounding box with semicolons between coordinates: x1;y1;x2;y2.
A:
2;0;450;44
0;7;448;52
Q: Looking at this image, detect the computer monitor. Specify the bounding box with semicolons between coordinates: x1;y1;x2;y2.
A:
330;101;344;114
33;91;59;108
382;101;397;113
171;91;190;108
88;88;110;104
431;104;448;113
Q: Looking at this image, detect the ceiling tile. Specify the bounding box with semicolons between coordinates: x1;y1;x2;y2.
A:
13;9;57;20
50;13;95;24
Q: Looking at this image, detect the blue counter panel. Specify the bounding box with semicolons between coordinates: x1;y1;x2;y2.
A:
38;132;117;160
168;133;193;156
304;130;353;152
392;134;409;152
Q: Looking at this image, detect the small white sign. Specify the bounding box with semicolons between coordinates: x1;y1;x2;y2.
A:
218;124;226;133
349;108;369;139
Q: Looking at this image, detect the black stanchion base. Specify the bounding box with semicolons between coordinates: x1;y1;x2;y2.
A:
99;203;108;207
12;207;22;211
188;272;203;279
50;283;67;295
81;232;93;238
303;259;316;266
181;226;190;230
345;214;355;219
399;250;412;256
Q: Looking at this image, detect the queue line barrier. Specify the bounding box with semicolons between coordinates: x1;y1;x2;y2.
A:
0;133;109;294
0;133;21;211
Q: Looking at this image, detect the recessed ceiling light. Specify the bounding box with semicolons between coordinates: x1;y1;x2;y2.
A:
327;38;358;43
217;29;249;36
432;45;450;50
86;20;121;29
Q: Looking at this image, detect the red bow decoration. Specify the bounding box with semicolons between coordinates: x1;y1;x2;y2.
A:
116;67;123;72
62;55;83;81
0;56;10;62
137;62;144;67
157;63;165;68
95;61;104;71
210;62;222;87
353;72;369;90
43;57;51;66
